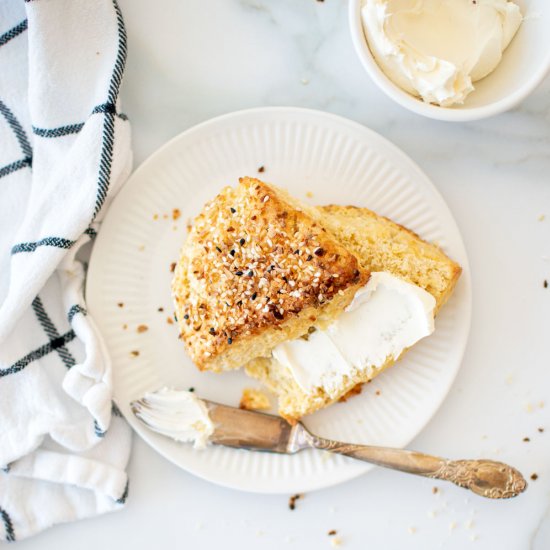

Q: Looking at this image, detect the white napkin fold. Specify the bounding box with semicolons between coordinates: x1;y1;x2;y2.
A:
0;0;133;541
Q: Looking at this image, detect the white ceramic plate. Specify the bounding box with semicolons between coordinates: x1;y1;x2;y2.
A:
87;107;471;493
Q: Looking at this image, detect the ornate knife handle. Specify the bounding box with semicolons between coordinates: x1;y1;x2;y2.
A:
307;435;527;499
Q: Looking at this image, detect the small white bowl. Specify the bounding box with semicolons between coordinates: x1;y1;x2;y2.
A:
349;0;550;121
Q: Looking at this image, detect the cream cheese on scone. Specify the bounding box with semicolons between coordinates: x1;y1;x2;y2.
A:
361;0;522;106
133;388;213;448
272;272;436;397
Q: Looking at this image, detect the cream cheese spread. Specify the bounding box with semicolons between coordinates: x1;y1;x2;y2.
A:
361;0;522;106
272;272;436;396
133;387;214;448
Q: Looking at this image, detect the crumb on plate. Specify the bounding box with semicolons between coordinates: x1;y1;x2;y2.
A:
240;388;271;411
288;493;303;510
338;383;362;403
137;324;149;333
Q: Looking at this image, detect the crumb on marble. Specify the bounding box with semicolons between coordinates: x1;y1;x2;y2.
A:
137;324;148;333
288;493;304;510
531;473;538;481
117;302;124;308
130;350;139;357
258;166;265;173
166;317;174;325
153;214;159;220
538;427;544;433
170;262;176;272
172;208;181;221
432;486;439;495
544;280;548;289
306;191;314;198
523;437;530;442
122;324;128;330
158;307;164;312
330;536;342;548
375;390;381;396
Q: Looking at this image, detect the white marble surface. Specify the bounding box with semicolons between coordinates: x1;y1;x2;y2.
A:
14;0;550;548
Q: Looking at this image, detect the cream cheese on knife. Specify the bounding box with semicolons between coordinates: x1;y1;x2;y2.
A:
133;387;214;448
361;0;522;106
272;272;436;397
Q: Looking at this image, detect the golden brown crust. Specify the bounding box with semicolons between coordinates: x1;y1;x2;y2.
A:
172;178;369;371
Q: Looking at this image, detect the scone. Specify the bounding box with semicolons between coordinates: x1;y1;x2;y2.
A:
244;204;461;422
172;177;369;372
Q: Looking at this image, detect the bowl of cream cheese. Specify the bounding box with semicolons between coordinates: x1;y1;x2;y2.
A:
349;0;550;121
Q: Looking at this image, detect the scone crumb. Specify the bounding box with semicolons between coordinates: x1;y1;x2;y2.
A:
258;165;265;173
240;388;271;411
172;208;181;221
538;427;544;433
153;214;159;220
328;530;337;536
130;350;139;357
288;493;303;510
166;317;174;325
158;307;164;312
523;437;530;442
330;536;342;547
170;262;176;273
338;383;362;402
432;486;439;495
544;280;548;289
137;324;149;333
531;473;538;481
122;324;128;330
408;526;417;535
375;390;381;396
117;302;124;308
306;191;314;198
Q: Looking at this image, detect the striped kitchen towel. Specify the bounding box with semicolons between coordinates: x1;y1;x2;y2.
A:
0;0;133;541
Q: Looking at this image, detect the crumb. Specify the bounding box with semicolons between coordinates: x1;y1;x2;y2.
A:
122;324;128;330
538;214;546;221
138;245;145;251
167;317;174;325
172;208;181;221
240;388;271;411
258;166;265;173
188;387;195;392
170;262;176;272
288;494;303;510
375;390;381;396
130;350;139;357
186;220;192;233
330;536;342;548
153;214;159;220
137;324;149;333
538;427;544;433
432;487;439;494
158;307;164;312
328;530;337;536
338;383;362;402
523;437;530;442
117;302;124;308
408;527;417;535
449;521;457;531
544;280;548;289
306;191;314;198
531;473;538;481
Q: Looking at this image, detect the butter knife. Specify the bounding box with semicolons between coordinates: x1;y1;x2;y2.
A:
131;397;527;499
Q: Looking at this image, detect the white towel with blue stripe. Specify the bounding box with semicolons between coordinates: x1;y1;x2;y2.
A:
0;0;133;541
